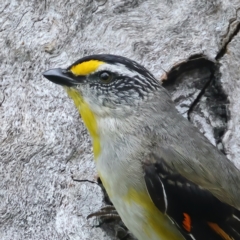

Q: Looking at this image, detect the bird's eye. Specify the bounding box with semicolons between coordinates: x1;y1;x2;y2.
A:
99;71;112;83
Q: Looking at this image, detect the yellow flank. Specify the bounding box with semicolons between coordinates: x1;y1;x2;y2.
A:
70;60;104;76
124;188;184;240
64;87;101;159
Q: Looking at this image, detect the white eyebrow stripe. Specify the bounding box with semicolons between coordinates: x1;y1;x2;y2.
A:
96;63;142;78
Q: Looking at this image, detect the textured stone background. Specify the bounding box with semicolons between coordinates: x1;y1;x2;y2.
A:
0;0;240;239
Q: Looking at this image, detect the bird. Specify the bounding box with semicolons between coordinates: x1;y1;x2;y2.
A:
43;54;240;240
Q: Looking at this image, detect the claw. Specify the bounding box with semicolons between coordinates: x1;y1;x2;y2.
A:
87;205;121;220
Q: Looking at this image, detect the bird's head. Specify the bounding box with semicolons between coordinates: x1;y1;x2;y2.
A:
43;55;162;158
43;54;161;118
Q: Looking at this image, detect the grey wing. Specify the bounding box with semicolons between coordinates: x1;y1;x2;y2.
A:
145;88;240;210
153;142;240;210
143;153;240;240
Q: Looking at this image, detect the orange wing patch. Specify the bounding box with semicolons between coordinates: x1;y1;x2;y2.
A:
182;213;191;232
207;222;233;240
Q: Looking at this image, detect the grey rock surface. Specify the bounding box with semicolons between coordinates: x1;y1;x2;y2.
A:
220;30;240;169
0;0;240;239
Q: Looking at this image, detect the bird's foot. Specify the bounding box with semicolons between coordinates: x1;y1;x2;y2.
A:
88;205;133;239
87;205;120;221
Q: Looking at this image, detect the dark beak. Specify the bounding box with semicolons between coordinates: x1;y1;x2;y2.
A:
43;68;81;87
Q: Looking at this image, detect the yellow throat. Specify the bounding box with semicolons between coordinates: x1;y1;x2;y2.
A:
64;87;101;159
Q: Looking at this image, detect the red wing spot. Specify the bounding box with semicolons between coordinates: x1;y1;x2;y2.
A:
183;213;191;232
207;222;233;240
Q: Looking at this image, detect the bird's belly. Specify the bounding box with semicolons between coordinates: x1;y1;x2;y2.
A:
96;149;183;240
110;188;184;240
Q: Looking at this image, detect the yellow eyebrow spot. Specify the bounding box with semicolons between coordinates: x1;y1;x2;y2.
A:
70;60;104;76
